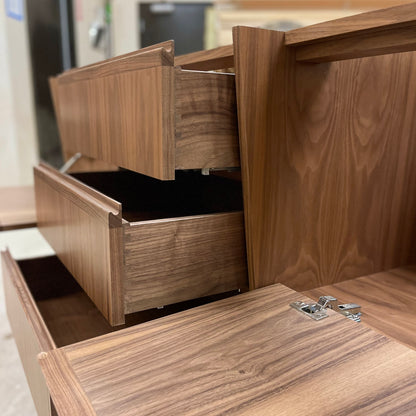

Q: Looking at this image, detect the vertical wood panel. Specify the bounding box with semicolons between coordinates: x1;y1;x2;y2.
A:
175;69;240;170
123;212;247;313
34;165;125;325
234;26;416;291
2;251;54;416
56;65;175;180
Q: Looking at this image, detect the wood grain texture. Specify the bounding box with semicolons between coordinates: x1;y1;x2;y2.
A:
0;186;36;230
57;41;174;84
56;64;175;180
39;283;416;416
34;164;125;325
123;212;247;313
175;69;240;170
52;43;239;180
286;3;416;62
2;250;54;416
175;44;234;70
304;266;416;350
232;0;409;9
234;26;416;291
294;23;416;62
285;3;416;45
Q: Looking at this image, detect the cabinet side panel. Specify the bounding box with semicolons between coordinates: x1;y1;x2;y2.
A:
234;26;416;291
2;251;53;416
34;169;125;325
56;66;174;180
123;212;248;313
175;70;240;170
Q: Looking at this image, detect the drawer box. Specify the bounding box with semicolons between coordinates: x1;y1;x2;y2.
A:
2;251;239;416
34;164;247;326
50;41;239;180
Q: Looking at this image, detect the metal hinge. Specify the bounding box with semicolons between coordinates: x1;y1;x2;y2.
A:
290;295;361;322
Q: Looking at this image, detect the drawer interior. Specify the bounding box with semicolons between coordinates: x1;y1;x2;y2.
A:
18;256;239;347
71;170;243;222
304;265;416;350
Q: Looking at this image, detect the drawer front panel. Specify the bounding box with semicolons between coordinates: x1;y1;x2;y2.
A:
2;251;54;416
123;212;248;313
34;164;125;326
55;65;175;180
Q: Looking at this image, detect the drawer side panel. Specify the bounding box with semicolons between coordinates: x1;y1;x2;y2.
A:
123;212;248;313
175;70;240;170
2;251;53;416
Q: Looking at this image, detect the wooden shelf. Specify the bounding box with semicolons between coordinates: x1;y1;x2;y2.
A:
285;3;416;62
304;266;416;350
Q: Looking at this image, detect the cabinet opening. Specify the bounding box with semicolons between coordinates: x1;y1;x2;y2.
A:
18;256;239;348
71;170;243;223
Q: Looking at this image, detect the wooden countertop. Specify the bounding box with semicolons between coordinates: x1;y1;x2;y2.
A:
0;186;36;231
39;283;416;415
305;265;416;350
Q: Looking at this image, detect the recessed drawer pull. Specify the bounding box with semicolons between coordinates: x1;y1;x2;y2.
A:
290;295;362;322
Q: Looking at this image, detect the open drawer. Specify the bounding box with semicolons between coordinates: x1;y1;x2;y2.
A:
2;251;239;416
34;164;247;326
50;42;238;180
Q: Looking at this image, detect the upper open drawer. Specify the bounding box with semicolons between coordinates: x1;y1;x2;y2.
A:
50;41;238;180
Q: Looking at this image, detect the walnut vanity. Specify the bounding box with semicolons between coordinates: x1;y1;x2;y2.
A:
4;3;416;415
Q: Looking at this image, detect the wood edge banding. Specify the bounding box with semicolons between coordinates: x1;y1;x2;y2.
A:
38;350;96;416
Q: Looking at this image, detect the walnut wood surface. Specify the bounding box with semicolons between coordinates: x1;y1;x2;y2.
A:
234;26;416;291
56;64;175;180
39;283;416;415
285;3;416;45
0;186;36;230
2;250;54;416
57;41;174;84
175;44;234;70
34;164;125;325
175;69;239;170
124;212;247;313
234;1;408;9
294;24;416;62
52;42;239;180
35;166;247;324
286;3;416;62
304;266;416;350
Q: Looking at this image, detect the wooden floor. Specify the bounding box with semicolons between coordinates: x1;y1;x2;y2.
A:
304;266;416;350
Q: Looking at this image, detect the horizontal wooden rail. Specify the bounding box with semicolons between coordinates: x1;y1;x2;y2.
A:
285;2;416;63
175;45;234;71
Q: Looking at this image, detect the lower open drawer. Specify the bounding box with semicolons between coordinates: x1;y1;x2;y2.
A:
2;251;239;416
34;164;248;326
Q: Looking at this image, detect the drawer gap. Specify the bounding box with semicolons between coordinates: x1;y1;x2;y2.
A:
17;256;240;348
71;170;243;223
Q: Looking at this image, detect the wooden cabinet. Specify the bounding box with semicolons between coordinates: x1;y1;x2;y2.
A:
50;41;239;180
34;164;247;326
36;283;416;415
2;251;241;416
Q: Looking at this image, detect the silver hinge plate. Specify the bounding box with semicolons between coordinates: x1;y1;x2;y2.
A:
290;296;362;322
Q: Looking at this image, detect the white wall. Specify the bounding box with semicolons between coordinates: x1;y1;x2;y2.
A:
0;2;38;187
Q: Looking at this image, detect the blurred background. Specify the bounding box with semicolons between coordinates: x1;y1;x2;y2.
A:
0;0;410;188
